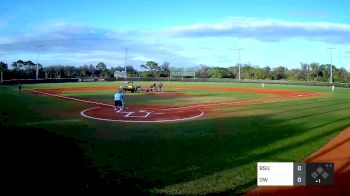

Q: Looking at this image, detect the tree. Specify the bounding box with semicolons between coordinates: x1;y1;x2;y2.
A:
300;63;309;81
43;66;54;78
241;64;254;79
0;61;8;84
319;64;331;82
0;61;8;72
274;66;287;80
23;60;36;70
126;65;138;77
210;67;231;78
140;61;160;78
309;62;320;81
96;62;108;78
96;62;107;70
287;69;302;80
262;66;272;79
196;65;211;78
11;60;24;70
89;65;96;77
160;62;170;77
252;67;263;79
64;66;79;78
211;68;224;78
52;65;64;78
80;65;92;78
228;66;238;79
336;67;350;83
333;67;348;83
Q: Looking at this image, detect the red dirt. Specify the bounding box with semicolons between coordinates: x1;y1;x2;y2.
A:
28;85;321;122
82;106;204;122
165;85;315;97
27;85;350;194
38;85;321;98
247;127;350;196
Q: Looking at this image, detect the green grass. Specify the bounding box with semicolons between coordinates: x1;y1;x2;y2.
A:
63;87;269;106
1;81;350;194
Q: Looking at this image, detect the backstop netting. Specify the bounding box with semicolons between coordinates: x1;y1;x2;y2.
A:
114;71;127;79
170;67;196;79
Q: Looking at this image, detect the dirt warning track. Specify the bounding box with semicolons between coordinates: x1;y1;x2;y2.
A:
27;86;321;123
247;127;350;196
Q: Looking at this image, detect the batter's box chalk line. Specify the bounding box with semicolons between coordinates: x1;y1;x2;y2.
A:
116;109;151;118
27;88;319;123
80;107;205;123
123;111;151;118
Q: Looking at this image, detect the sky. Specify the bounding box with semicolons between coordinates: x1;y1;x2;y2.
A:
0;0;350;70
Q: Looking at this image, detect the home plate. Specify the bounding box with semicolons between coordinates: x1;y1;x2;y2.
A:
81;106;204;122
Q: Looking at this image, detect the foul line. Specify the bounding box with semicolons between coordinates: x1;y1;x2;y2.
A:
27;89;314;111
26;89;114;107
27;89;319;123
27;89;205;122
160;94;314;111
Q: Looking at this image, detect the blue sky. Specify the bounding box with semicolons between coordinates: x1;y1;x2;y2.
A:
0;0;349;70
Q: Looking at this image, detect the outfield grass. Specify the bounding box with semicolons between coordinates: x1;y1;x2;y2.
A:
1;81;350;194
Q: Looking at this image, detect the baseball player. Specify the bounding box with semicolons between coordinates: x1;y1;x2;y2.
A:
114;89;125;111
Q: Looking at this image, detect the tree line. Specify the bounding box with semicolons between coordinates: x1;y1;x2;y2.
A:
0;60;172;80
0;60;349;83
196;63;350;83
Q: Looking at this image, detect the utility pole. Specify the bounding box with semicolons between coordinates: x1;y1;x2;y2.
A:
327;48;335;83
35;44;44;80
234;48;244;80
124;48;128;81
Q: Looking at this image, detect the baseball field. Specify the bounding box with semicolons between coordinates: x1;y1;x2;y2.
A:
1;81;350;194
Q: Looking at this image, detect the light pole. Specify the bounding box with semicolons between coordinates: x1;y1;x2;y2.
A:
327;48;335;83
0;59;3;85
124;48;128;82
234;48;244;80
35;44;44;80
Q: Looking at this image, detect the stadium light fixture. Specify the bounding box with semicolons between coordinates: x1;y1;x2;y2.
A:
234;48;244;80
326;48;335;84
35;44;44;80
125;48;128;81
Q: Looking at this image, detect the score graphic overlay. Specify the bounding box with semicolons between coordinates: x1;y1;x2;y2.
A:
257;162;334;186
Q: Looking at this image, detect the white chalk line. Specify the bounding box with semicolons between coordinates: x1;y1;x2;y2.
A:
27;89;313;111
27;89;204;122
27;89;316;123
123;111;151;118
160;94;314;111
27;89;114;107
81;107;205;123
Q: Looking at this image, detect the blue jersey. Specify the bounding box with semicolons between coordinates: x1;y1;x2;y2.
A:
114;93;124;101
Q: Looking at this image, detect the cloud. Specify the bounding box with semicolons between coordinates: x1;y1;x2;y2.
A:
166;17;350;44
0;21;194;67
0;21;131;52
